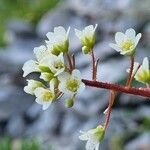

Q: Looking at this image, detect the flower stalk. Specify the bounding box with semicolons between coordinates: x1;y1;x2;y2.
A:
104;90;116;130
126;56;135;87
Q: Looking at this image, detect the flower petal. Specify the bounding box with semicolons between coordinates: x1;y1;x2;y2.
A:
109;43;121;52
142;57;149;70
86;139;98;150
72;69;81;81
135;33;142;46
42;102;52;110
75;29;83;40
115;32;125;45
22;60;40;77
33;45;49;62
125;28;136;41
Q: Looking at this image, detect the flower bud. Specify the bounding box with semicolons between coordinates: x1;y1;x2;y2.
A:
82;46;92;54
65;98;74;108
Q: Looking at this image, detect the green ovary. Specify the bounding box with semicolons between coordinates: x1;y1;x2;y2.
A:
54;61;64;69
66;79;79;92
121;40;134;51
42;91;54;102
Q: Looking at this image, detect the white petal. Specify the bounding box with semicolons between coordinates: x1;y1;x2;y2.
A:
142;57;149;70
109;43;121;52
115;32;125;45
75;29;83;39
79;131;90;141
35;98;43;105
72;69;81;81
78;82;85;94
94;24;98;31
54;26;66;36
86;139;98;150
49;79;55;92
33;45;49;62
34;87;45;99
46;32;55;40
58;72;70;82
54;68;65;76
66;27;71;37
42;102;51;110
135;33;142;46
84;25;95;36
95;143;100;150
22;60;40;77
125;28;136;40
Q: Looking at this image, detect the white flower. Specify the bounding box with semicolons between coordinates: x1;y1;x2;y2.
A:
46;26;70;55
41;53;65;76
134;57;150;84
22;45;51;77
34;81;55;110
126;62;140;76
109;28;142;56
24;80;45;95
58;69;85;96
75;24;98;52
79;125;105;150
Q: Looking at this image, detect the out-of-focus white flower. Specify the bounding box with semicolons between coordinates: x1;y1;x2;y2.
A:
41;53;65;76
79;125;105;150
126;62;140;76
134;57;150;84
109;28;141;56
58;69;85;96
75;24;98;53
46;26;70;55
22;45;51;77
24;80;45;95
34;81;55;110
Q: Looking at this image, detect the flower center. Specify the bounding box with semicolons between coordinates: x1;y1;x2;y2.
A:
66;79;79;92
121;40;134;51
54;61;64;69
42;91;54;102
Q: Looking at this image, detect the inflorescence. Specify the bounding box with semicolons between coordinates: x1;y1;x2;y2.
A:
22;25;150;150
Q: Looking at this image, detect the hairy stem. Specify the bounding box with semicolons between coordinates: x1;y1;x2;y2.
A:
91;50;96;81
67;53;73;72
82;79;150;98
126;56;134;87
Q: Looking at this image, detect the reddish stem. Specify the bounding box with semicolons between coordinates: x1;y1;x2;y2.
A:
82;79;150;98
126;56;134;87
104;91;115;130
91;50;96;81
72;54;75;69
67;53;73;72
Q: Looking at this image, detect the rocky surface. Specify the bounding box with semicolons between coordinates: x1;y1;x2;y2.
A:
0;0;150;149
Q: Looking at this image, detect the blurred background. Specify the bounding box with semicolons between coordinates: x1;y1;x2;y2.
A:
0;0;150;149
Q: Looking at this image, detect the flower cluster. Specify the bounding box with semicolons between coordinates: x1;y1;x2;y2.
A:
23;26;85;110
22;25;149;150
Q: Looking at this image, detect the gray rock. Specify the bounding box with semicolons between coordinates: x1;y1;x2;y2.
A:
6;115;25;138
5;19;34;44
61;111;82;135
25;103;42;121
125;133;150;150
25;103;63;136
0;85;33;121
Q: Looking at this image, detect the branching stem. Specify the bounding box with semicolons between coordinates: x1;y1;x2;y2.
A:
82;79;150;98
